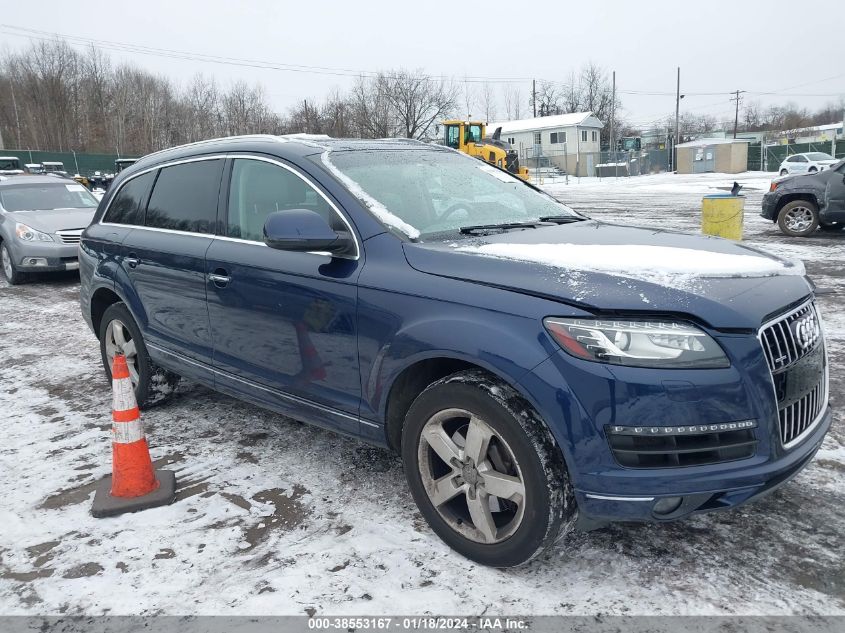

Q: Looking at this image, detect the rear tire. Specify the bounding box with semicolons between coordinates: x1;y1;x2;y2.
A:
401;369;575;567
777;200;818;237
98;302;180;409
1;243;26;285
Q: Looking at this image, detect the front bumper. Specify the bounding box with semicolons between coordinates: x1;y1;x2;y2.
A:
761;192;779;220
9;240;79;272
520;329;832;527
575;405;830;527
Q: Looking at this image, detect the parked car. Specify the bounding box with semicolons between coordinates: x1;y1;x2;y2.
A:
0;175;100;284
41;161;67;175
762;159;845;237
0;156;23;175
79;136;830;567
24;163;45;174
778;152;839;176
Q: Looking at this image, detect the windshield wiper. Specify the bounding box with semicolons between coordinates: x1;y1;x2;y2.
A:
459;216;586;234
539;215;587;224
460;221;550;235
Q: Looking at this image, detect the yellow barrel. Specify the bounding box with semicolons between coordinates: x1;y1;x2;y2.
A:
701;194;745;240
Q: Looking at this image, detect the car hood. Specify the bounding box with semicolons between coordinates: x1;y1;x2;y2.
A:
775;169;835;189
4;208;97;233
403;221;812;330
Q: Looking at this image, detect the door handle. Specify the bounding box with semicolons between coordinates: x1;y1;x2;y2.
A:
208;272;231;287
125;255;140;268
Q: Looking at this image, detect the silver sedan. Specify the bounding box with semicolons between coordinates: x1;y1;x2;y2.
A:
0;175;100;284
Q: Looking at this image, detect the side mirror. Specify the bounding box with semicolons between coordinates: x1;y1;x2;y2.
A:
263;209;352;255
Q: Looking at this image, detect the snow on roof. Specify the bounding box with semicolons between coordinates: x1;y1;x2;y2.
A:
676;138;751;148
490;112;603;134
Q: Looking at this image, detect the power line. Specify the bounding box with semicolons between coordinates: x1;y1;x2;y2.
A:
3;22;844;97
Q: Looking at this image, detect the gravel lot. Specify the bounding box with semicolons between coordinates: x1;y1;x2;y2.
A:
1;171;843;615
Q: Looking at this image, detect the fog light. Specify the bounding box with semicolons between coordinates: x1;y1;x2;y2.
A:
23;257;48;267
653;496;683;516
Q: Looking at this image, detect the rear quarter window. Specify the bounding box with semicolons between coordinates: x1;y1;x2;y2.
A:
103;170;156;225
145;159;223;234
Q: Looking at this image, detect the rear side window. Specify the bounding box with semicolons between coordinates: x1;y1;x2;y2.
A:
146;159;223;234
103;171;156;225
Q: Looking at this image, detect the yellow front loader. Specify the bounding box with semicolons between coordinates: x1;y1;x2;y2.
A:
441;120;529;180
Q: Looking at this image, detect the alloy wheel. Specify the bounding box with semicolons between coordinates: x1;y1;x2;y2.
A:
1;246;12;280
783;206;815;233
104;319;140;387
417;408;526;544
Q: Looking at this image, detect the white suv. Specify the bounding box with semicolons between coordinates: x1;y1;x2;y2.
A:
778;152;839;176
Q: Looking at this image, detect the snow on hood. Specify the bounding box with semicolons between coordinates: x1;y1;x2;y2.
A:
320;150;421;239
458;242;805;288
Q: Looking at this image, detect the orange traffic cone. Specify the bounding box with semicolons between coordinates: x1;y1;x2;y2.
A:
91;354;176;518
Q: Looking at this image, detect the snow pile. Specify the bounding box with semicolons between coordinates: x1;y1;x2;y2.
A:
459;242;805;286
320;150;421;239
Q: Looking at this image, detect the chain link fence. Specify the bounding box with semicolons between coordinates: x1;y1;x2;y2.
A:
519;146;671;181
747;140;844;172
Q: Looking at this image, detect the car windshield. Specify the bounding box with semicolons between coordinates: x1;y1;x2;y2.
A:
324;149;578;238
0;183;99;211
806;153;833;161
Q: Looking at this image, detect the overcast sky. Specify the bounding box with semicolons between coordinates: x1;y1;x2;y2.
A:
3;0;843;128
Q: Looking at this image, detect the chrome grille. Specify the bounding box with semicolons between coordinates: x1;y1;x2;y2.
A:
759;302;819;371
779;382;824;446
759;301;827;448
56;229;83;244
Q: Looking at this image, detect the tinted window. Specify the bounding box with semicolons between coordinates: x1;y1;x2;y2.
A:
146;159;223;233
227;159;341;241
103;171;156;225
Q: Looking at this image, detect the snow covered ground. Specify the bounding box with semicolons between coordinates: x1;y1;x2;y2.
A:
1;170;843;616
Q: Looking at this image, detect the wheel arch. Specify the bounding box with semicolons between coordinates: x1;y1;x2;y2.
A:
382;352;558;458
775;192;819;215
90;286;126;335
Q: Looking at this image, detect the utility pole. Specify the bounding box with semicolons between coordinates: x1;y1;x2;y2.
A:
532;79;536;118
610;70;615;155
730;90;746;139
674;67;681;170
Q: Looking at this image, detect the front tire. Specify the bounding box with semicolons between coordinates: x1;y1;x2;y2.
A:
98;302;180;409
1;243;26;285
777;200;818;237
401;370;575;567
780;169;788;176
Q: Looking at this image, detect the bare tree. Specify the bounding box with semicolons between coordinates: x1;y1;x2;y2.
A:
502;85;524;120
350;75;395;138
479;82;496;123
530;81;562;117
384;70;458;139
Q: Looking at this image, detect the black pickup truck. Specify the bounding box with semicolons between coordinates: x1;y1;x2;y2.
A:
762;159;845;237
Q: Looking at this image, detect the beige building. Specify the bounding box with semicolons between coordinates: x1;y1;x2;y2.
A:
675;138;749;174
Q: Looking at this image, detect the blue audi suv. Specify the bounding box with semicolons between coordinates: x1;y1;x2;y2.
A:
79;135;831;567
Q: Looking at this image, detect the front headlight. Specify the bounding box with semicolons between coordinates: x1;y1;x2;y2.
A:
15;223;54;242
544;317;730;368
